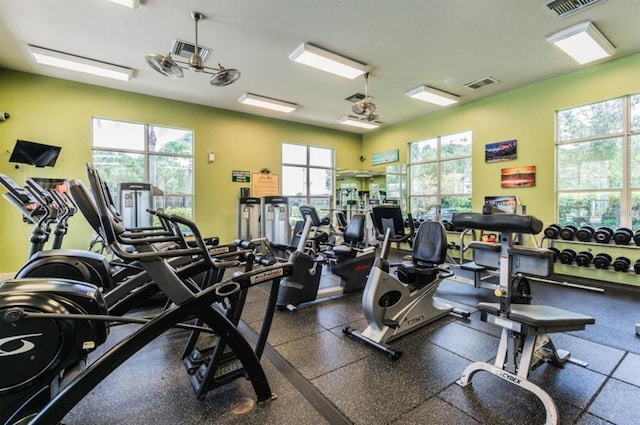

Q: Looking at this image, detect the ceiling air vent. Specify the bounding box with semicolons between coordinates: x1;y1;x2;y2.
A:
345;93;374;103
464;76;499;91
171;39;212;62
545;0;607;18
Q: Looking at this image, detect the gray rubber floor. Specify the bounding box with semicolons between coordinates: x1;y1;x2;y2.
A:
63;251;640;425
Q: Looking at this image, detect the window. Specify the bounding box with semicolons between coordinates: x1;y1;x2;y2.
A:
408;131;472;221
92;118;194;219
281;143;334;224
556;94;640;228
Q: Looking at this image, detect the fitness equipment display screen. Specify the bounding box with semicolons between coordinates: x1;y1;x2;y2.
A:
9;139;62;168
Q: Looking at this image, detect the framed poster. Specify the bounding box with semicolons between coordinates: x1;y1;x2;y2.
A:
501;165;536;188
485;139;517;163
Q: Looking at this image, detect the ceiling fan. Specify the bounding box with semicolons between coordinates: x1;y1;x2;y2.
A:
351;72;379;121
145;11;240;87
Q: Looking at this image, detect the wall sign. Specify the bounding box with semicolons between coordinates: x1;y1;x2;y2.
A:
371;149;399;165
251;168;279;197
232;170;251;182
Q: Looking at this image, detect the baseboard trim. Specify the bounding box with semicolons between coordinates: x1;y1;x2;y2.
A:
0;272;16;280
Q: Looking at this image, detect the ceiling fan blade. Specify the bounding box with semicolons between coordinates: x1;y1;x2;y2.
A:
145;53;184;78
209;66;241;86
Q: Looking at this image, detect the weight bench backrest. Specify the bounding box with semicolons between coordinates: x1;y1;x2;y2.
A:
412;221;448;266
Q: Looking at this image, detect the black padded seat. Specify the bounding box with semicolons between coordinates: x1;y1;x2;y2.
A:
330;213;366;259
478;302;595;328
508;245;554;259
468;241;500;252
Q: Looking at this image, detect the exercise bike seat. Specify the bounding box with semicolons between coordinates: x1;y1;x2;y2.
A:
478;302;595;331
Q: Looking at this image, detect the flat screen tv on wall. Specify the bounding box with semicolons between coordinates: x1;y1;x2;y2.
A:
9;139;62;168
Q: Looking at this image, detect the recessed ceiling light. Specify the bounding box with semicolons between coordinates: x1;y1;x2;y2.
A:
27;45;133;81
289;43;368;79
547;21;615;65
238;93;298;113
405;85;460;106
338;116;380;130
107;0;140;8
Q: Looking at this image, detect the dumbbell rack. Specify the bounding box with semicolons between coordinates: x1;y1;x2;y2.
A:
544;238;640;287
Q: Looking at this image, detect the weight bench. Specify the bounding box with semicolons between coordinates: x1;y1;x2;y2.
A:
451;211;595;425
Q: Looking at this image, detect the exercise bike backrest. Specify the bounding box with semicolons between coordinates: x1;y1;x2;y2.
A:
342;213;366;247
411;221;448;267
371;204;415;243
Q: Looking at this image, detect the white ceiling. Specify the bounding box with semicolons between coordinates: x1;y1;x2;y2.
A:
1;0;639;133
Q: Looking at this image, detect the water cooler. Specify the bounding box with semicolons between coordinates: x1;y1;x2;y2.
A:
261;196;290;246
118;182;162;228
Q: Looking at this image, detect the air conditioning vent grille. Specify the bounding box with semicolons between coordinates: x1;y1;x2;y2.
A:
545;0;606;18
345;93;374;103
464;76;499;91
171;39;212;62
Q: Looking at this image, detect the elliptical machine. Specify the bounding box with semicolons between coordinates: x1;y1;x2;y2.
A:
276;205;375;311
344;205;469;360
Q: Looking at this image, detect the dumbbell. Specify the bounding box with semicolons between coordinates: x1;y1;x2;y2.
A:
613;256;631;272
443;221;455;231
634;259;640;274
633;230;640;246
593;227;614;244
613;228;633;245
559;225;578;241
575;251;593;267
558;249;576;264
543;224;561;239
548;247;561;262
576;225;595;242
593;253;612;269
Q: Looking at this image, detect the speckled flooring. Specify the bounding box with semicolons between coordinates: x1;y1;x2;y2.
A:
62;251;640;425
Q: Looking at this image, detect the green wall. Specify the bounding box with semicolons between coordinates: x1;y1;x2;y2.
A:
0;69;362;273
362;53;640;229
1;53;639;274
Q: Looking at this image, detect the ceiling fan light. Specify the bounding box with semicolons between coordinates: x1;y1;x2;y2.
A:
209;67;241;86
145;53;183;78
406;85;459;106
289;43;368;79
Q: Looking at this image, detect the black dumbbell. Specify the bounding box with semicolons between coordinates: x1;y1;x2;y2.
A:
558;249;576;264
593;253;612;269
634;259;640;274
543;224;562;239
559;225;578;241
575;251;593;267
576;225;595;242
548;247;561;262
613;256;631;272
613;228;633;245
593;227;614;244
633;230;640;246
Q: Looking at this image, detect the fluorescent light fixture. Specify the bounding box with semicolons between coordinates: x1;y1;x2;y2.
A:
405;85;460;106
27;45;133;81
547;21;615;65
289;43;368;79
107;0;140;8
338;116;380;130
238;93;298;113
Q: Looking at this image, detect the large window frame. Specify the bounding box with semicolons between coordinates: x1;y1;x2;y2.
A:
91;117;195;220
555;94;640;229
408;131;472;221
281;143;334;223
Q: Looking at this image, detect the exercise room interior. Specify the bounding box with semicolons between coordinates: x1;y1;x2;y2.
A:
1;1;639;424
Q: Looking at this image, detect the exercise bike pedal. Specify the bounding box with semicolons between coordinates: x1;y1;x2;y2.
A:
452;308;471;318
382;319;399;328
